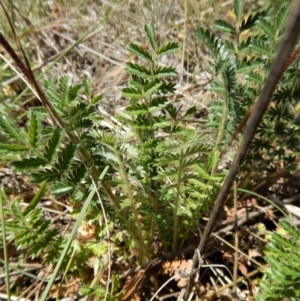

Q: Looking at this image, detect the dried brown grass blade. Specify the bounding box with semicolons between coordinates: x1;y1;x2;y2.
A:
0;2;59;127
0;2;36;90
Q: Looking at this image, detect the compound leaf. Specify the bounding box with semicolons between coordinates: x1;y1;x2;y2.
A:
51;182;74;195
143;79;162;97
233;0;244;23
0;144;28;152
122;87;143;99
12;157;47;170
195;27;222;57
28;110;41;148
251;39;272;55
156;42;180;56
127;43;153;62
239;10;268;32
43;128;62;162
154;66;177;78
125;63;152;77
145;23;156;50
256;19;275;38
213;19;236;34
31;168;61;183
0;115;24;143
54;142;77;171
24;181;47;216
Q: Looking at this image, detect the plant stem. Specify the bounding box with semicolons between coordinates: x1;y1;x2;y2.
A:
172;149;183;251
0;189;11;301
116;150;150;263
214;73;229;152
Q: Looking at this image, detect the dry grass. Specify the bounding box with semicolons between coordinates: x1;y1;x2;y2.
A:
0;0;231;115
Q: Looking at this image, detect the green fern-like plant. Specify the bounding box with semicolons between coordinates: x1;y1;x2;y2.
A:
97;23;219;253
0;23;222;275
194;2;300;300
195;0;300;194
1;183;64;264
258;220;300;301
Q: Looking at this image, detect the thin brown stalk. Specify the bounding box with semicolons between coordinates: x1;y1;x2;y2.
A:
184;1;300;299
233;181;238;300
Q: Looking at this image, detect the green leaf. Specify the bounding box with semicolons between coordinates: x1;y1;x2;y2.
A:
158;82;176;94
28;111;41;148
154;66;177;78
155;167;179;178
239;10;268;32
58;76;69;101
276;4;290;32
236;58;263;73
265;255;281;270
146;97;169;114
238;37;251;52
129;75;146;89
182;157;206;169
127;43;153;62
156;42;180;56
126;103;148;115
233;0;244;23
44;79;64;105
67;103;94;129
156;153;181;165
195;27;222;57
280;220;300;240
122;87;143;100
164;103;177;120
11;199;25;222
256;19;275;38
280;265;300;278
85;242;108;257
54;142;77;171
208;151;220;170
145;23;156;50
44;128;61;162
83;78;91;99
125;62;152;77
91;94;103;106
149;96;168;109
51;182;74;195
12;157;47;170
213;19;236;34
271;233;295;250
68;84;83;102
24;181;47;216
251;39;272;55
67;163;86;183
224;40;235;53
180;107;197;119
143;79;162;97
183;144;210;157
194;164;211;180
246;71;264;84
31;168;61;183
80;286;94;296
0;115;24;143
181;174;200;182
214;58;229;74
0;144;28;152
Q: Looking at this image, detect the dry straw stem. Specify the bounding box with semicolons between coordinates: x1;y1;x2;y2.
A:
184;0;300;299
